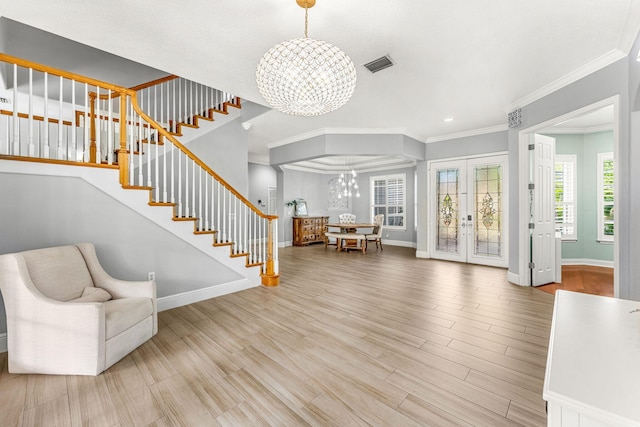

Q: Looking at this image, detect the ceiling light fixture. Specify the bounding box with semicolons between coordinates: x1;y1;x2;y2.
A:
255;0;357;116
337;167;360;199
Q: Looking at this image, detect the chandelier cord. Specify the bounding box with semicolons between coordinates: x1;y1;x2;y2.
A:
304;5;309;38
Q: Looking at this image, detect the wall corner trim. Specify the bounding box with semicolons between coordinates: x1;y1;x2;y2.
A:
416;251;429;259
507;271;522;286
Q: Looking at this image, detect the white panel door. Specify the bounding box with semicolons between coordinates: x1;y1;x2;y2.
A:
532;134;556;286
430;155;508;267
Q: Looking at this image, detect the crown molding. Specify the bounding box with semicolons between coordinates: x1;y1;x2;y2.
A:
281;159;417;175
426;124;508;144
542;124;613;135
504;49;627;113
266;127;422;149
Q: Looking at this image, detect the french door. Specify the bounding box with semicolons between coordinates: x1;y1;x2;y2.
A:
429;155;508;267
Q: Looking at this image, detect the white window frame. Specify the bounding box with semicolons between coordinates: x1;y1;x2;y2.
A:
597;152;614;243
555;154;577;241
370;173;406;231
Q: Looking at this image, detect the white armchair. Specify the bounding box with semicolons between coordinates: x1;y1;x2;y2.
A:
0;243;157;375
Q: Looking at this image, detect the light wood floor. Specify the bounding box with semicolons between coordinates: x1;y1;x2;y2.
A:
0;245;555;426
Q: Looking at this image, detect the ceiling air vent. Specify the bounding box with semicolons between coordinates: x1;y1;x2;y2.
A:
363;55;394;73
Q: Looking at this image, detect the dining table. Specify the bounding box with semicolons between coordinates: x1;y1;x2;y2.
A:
325;223;376;252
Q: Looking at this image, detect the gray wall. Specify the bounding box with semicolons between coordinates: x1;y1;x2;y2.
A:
0;172;243;335
279;169;332;244
0;18;168;88
547;132;614;263
248;162;276;213
426;131;509;160
187;118;249;195
507;57;632;298
350;167;417;244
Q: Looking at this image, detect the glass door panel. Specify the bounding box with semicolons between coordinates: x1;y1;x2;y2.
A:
430;155;508;267
431;160;467;262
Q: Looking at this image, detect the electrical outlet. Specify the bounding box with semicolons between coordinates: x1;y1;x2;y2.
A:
148;272;156;282
385;233;389;238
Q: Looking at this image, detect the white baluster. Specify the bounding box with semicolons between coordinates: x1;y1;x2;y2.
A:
12;64;18;155
184;156;190;217
160;82;163;129
107;89;113;164
58;76;64;159
172;79;176;132
216;181;221;243
137;110;143;186
222;187;226;242
170;138;175;203
178;78;182;128
129;99;134;185
95;86;101;163
191;159;196;219
28;68;34;157
177;151;182;215
189;80;193;124
234;196;238;253
84;83;89;162
163;129;168;203
71;80;77;161
147;90;152;187
155;128;159;201
165;81;170;131
203;170;208;231
43;72;49;158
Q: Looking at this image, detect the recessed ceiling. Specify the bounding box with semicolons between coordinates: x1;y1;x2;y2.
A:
0;1;638;165
283;155;416;174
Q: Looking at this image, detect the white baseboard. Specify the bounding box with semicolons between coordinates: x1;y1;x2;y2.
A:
0;332;6;353
383;239;417;249
157;279;258;312
562;258;614;268
416;250;429;259
507;271;523;286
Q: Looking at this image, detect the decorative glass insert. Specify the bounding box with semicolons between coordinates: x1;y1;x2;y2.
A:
436;168;459;253
441;194;454;226
473;164;502;258
480;193;496;228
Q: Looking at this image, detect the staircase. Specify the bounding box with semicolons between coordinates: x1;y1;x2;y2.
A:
0;53;280;288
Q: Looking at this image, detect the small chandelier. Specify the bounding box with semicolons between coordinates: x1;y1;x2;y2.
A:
337;168;360;199
255;0;357;116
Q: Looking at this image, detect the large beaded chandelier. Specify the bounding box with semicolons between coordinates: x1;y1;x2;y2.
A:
255;0;357;116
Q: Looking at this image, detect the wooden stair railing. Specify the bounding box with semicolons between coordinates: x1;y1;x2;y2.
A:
0;53;279;286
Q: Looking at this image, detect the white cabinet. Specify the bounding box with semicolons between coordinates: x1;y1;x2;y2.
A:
544;291;640;426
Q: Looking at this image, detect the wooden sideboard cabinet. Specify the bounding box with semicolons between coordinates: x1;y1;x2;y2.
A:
292;216;329;246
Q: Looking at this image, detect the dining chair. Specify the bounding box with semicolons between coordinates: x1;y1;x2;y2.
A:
338;213;356;224
365;214;385;251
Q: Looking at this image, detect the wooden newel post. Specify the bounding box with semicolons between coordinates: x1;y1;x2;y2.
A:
118;95;129;186
261;217;280;287
89;93;97;163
